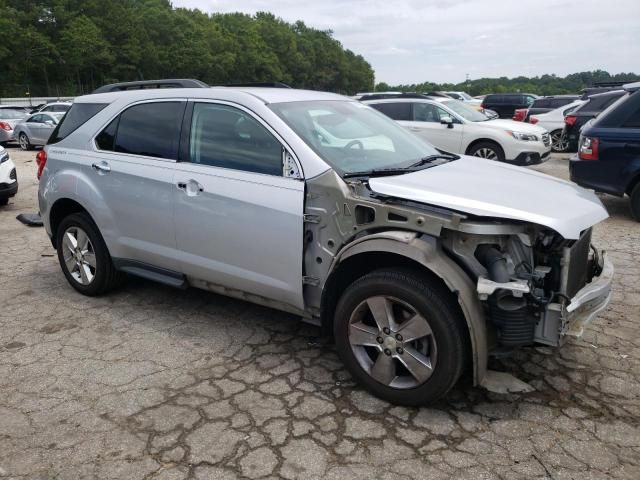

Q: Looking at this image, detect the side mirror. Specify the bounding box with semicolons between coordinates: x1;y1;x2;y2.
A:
440;116;454;128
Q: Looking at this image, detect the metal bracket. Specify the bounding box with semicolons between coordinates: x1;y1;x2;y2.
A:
303;214;321;224
477;277;530;300
302;276;320;286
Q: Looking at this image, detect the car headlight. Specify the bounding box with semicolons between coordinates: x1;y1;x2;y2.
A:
0;150;9;164
508;131;539;142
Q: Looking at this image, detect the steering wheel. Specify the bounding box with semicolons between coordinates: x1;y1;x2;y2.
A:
344;140;364;150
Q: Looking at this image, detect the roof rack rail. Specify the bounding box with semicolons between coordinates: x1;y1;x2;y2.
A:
92;79;209;94
218;82;292;89
591;81;634;88
358;92;444;101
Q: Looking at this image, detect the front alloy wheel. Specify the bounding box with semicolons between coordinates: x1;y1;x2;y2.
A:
61;226;97;285
334;268;467;406
473;147;498;160
19;133;31;151
348;296;437;389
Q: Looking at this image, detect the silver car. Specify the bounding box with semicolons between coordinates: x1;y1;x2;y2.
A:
38;86;613;405
14;112;63;150
0;108;29;145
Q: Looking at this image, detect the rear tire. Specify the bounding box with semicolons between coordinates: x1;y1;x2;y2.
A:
550;129;568;153
18;133;32;151
0;198;8;206
333;268;467;406
56;212;124;296
468;141;505;162
630;183;640;221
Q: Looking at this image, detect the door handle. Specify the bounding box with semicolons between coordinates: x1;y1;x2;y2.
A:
177;179;204;196
91;161;111;173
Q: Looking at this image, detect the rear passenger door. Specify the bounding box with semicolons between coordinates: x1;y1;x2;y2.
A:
90;100;186;271
404;102;464;153
172;101;305;309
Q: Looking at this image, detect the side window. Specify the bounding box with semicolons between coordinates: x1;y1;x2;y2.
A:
113;102;184;159
448;93;462;100
188;103;283;176
413;103;449;122
42;106;52;112
370;102;412;121
524;96;536;107
96;117;119;151
28;115;42;123
623;106;640;128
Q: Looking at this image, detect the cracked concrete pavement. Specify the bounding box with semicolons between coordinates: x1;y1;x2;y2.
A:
1;148;639;479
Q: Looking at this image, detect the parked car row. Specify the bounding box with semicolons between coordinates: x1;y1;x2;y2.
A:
0;102;71;147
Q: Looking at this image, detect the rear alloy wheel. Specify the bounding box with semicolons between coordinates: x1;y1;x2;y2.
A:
18;133;32;151
469;141;505;162
630;183;640;221
550;130;568;153
56;212;124;295
334;269;467;406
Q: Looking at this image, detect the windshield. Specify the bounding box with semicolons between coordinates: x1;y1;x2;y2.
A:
0;109;28;120
269;100;439;174
441;100;489;122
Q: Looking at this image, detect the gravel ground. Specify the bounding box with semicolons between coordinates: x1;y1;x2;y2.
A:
1;147;639;480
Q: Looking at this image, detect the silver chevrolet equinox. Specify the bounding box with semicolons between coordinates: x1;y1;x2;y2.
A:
38;85;613;405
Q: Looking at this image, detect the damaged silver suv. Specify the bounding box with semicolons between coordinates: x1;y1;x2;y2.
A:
38;85;613;405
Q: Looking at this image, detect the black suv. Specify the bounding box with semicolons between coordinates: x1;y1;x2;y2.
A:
562;90;626;152
481;93;538;118
526;95;580;118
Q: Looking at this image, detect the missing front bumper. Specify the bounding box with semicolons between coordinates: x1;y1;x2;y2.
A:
535;253;613;345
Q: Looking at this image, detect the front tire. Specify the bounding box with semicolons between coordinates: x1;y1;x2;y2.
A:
468;141;505;162
334;268;468;406
630;183;640;221
18;133;32;151
56;212;124;295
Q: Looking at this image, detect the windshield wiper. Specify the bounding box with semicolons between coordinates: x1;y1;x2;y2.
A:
343;167;418;178
410;153;459;167
343;153;459;179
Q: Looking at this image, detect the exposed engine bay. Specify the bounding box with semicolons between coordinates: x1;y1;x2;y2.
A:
443;227;603;349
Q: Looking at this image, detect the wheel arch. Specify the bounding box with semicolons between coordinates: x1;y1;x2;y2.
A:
320;231;488;386
464;137;504;156
49;198;93;248
625;171;640;196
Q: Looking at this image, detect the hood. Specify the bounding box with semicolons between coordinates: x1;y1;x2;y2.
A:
368;156;608;239
480;118;547;134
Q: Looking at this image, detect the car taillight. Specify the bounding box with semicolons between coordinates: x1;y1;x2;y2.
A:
530;116;539;125
565;115;577;126
36;150;47;179
480;102;486;109
0;122;11;131
578;136;599;161
512;109;526;122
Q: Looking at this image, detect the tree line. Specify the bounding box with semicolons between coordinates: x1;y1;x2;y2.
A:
376;70;639;97
0;0;375;98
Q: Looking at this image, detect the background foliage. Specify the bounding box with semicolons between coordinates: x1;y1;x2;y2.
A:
376;70;639;97
0;0;375;97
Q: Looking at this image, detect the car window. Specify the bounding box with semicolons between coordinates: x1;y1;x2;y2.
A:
485;95;501;104
113;102;184;159
583;93;624;112
447;93;462;100
622;105;640;128
370;102;412;121
524;96;536;107
28;115;42;123
533;99;549;108
188;103;283;176
44;104;70;113
0;109;28;120
49;103;108;144
413;103;448;122
95;117;119;151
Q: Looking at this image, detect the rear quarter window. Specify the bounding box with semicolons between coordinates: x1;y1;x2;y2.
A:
370;102;412;121
48;103;107;144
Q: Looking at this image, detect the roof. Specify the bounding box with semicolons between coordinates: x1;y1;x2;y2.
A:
74;87;346;105
623;82;640;92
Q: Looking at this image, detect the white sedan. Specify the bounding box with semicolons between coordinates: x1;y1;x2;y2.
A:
365;97;551;165
529;99;585;152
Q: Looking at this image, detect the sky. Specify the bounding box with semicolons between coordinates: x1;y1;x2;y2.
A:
171;0;640;85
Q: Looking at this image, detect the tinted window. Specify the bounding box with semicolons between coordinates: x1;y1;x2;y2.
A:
114;102;184;159
583;93;624;112
28;114;44;123
623;106;640;128
484;95;502;104
532;99;550;108
370;102;412;121
44;104;70;113
95;117;119;151
188;103;282;176
48;103;107;144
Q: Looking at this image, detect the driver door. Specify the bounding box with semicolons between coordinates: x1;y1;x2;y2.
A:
172;101;305;310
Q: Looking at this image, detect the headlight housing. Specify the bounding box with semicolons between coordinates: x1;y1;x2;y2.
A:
0;149;9;164
508;131;539;142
